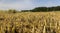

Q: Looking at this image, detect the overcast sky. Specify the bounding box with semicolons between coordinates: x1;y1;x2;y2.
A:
0;0;60;10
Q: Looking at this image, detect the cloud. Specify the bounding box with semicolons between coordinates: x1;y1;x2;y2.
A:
0;0;60;10
0;0;35;10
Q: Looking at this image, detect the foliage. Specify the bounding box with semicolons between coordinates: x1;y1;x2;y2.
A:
21;6;60;12
8;9;17;13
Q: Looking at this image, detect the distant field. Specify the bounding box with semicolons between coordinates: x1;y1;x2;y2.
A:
0;12;60;33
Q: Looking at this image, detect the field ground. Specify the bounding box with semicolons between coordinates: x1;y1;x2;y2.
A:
0;12;60;33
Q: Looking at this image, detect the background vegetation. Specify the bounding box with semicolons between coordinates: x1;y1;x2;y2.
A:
21;6;60;12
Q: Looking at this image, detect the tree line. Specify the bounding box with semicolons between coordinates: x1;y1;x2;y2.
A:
4;6;60;13
21;6;60;12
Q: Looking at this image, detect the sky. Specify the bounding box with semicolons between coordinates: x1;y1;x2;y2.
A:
0;0;60;10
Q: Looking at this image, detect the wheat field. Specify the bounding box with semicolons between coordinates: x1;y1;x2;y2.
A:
0;12;60;33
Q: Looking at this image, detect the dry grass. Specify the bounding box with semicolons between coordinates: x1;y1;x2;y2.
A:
0;12;60;33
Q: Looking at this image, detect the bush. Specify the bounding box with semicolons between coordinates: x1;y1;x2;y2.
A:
8;9;17;13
